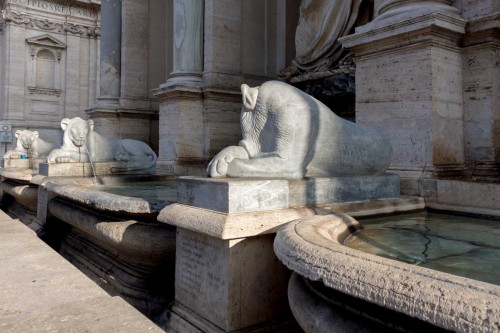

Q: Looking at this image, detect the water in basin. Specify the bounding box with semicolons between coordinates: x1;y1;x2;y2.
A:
92;180;177;202
344;212;500;286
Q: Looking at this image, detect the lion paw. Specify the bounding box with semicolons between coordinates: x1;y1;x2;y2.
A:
207;146;249;178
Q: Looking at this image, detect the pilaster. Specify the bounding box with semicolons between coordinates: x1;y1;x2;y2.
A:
461;12;500;180
342;3;466;197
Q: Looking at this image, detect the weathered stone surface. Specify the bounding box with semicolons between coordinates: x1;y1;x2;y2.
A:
167;228;292;332
0;215;163;332
45;179;173;216
288;273;387;333
0;168;35;181
176;175;399;214
157;175;417;332
208;81;392;178
0;169;39;227
159;203;316;240
342;11;468;195
48;198;175;263
429;180;500;217
274;214;500;332
0;181;37;211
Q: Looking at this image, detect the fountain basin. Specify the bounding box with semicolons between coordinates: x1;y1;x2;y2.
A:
274;213;500;332
38;175;178;317
0;168;39;226
41;175;176;221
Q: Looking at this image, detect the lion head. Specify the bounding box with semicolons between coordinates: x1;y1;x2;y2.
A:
15;130;39;150
61;117;94;148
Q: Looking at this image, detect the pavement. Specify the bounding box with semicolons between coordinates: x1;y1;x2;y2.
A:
0;210;164;333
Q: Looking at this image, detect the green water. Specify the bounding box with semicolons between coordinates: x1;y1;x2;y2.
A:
92;180;177;202
344;212;500;286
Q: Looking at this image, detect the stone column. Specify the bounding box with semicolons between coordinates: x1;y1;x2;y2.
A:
98;0;122;106
166;0;204;86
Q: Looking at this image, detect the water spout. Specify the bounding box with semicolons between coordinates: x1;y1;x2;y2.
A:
83;145;98;185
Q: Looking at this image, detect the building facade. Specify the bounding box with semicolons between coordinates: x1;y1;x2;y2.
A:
0;0;100;145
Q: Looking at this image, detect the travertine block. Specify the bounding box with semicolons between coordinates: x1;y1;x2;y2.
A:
173;229;290;332
342;12;466;182
158;175;402;331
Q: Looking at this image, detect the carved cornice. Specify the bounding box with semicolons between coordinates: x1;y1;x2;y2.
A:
1;10;100;38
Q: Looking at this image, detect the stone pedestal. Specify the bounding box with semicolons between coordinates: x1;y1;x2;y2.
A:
342;10;467;197
157;174;402;332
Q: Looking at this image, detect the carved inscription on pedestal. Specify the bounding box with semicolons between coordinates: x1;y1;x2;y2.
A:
176;229;228;327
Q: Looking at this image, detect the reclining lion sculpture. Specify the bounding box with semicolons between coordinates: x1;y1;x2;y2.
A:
208;81;392;178
47;117;157;174
4;129;59;160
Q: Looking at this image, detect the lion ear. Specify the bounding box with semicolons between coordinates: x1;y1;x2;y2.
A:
87;119;94;131
61;118;71;131
15;130;21;138
241;84;259;112
33;131;39;139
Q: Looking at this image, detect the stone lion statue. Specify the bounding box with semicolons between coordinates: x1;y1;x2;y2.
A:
207;81;392;178
3;129;59;160
47;117;157;174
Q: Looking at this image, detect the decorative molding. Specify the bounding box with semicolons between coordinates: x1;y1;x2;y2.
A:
1;10;100;38
2;10;30;25
26;34;67;49
32;18;59;30
28;86;63;96
86;26;100;38
62;21;85;34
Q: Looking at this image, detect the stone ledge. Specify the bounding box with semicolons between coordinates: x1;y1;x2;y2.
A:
39;161;155;177
158;204;316;240
158;196;423;240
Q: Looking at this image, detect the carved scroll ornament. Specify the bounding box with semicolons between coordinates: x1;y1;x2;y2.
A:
1;10;99;38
